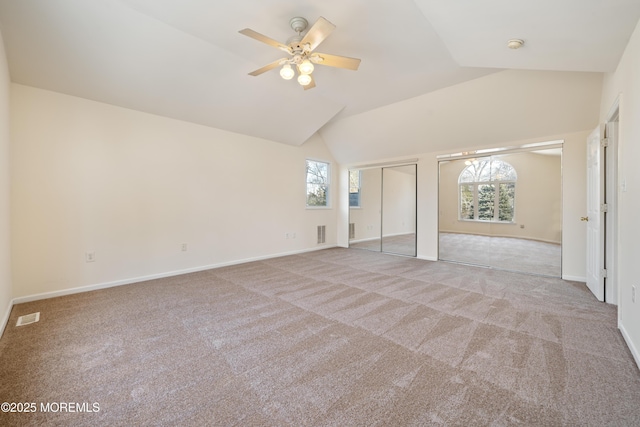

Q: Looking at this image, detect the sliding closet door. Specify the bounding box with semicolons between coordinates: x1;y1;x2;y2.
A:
382;165;416;256
438;157;492;265
348;168;382;251
438;146;562;277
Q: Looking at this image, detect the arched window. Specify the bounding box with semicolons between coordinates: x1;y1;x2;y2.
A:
458;159;517;222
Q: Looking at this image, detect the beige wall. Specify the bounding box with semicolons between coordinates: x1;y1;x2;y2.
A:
600;18;640;367
439;151;562;244
0;30;12;332
10;84;338;300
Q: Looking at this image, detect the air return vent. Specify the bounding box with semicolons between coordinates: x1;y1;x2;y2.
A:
349;223;355;239
317;225;326;244
16;312;40;327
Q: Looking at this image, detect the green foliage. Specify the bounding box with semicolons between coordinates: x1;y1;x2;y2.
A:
498;183;515;221
307;185;327;207
477;184;495;220
459;159;516;222
460;184;474;220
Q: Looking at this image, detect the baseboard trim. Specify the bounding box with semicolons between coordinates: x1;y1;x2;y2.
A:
439;230;561;245
619;322;640;370
562;275;586;282
11;245;338;306
349;237;379;244
349;232;415;245
0;299;13;339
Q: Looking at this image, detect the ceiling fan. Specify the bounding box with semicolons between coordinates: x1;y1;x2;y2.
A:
239;16;361;90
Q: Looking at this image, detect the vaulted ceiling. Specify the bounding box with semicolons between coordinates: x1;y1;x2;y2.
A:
1;0;639;162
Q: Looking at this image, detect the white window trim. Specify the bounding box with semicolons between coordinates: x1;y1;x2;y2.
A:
305;158;332;209
458;160;517;223
458;181;517;223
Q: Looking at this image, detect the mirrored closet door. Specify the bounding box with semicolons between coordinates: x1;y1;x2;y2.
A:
438;144;562;276
349;164;417;257
349;168;382;251
382;165;417;256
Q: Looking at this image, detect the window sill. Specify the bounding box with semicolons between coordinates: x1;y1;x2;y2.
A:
458;219;516;224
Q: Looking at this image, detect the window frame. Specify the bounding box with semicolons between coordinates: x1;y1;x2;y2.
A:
305;158;331;209
349;169;361;208
458;159;516;223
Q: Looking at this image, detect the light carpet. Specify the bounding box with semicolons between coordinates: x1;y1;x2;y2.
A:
1;248;638;426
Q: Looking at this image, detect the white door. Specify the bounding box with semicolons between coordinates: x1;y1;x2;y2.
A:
586;126;605;301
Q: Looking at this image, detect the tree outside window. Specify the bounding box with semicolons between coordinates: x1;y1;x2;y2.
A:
306;159;330;207
349;170;361;207
458;159;516;222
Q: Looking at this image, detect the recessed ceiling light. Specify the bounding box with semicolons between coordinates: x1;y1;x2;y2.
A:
507;39;524;49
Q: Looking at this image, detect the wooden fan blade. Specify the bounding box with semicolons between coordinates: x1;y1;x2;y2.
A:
248;58;287;76
303;75;316;90
300;17;335;51
239;28;290;53
311;53;361;71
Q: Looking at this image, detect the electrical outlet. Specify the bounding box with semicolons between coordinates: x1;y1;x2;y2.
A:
85;252;96;263
181;243;187;252
292;232;296;239
285;233;289;239
632;285;636;303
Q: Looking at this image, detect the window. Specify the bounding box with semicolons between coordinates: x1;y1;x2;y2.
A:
349;170;361;207
306;159;330;207
458;159;516;222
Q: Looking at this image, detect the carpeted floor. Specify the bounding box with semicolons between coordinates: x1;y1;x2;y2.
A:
1;248;638;426
439;232;562;277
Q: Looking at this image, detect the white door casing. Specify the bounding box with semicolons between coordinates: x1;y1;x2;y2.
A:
605;119;618;305
586;126;605;301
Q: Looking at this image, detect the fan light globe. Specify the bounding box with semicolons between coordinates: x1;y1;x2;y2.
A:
297;73;312;86
280;64;295;80
299;59;314;75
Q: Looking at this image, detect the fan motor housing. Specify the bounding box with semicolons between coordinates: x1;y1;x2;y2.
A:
289;17;308;34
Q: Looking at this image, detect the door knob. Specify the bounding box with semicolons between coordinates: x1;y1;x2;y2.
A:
581;216;589;222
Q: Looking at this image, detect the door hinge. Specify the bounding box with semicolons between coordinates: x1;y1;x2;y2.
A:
601;138;609;147
600;203;608;213
601;268;608;279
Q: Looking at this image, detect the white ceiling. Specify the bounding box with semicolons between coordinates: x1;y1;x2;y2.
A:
0;0;638;152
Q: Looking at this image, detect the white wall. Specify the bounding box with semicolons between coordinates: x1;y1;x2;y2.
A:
600;19;640;367
0;30;12;333
10;84;338;300
341;129;589;279
322;70;602;165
